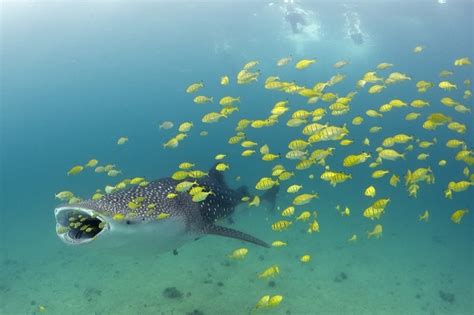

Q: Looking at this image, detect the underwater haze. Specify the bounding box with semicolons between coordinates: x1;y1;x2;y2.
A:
1;0;473;314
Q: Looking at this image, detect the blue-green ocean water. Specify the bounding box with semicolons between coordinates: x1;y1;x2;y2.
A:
1;1;473;314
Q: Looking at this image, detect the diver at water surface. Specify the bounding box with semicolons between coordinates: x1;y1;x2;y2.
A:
344;8;365;45
285;7;308;34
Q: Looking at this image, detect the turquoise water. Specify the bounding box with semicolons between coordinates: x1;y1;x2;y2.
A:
1;1;473;314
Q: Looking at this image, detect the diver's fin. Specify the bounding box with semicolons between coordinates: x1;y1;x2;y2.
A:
260;185;280;211
204;224;269;248
208;163;227;188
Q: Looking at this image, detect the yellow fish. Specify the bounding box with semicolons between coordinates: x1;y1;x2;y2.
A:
271;220;292;232
367;224;383;238
186;82;204;93
417;153;430;161
372;170;389;179
163;137;179;148
277;56;292;66
419;210;429;222
112;213;125;221
256;177;279;190
259;144;270;155
300;254;311;263
91;193;103;201
393;134;413;143
287;185;303;194
333;60;349;68
405;113;421;121
378;149;405;161
241;149;255;157
227;248;248;259
368;85;385;94
220;75;229;86
439;81;457;91
156;213;170;220
389;174;400;187
372;198;390;209
130;177;145;185
343;152;371;167
243;60;259;70
194;95;213;104
292;193;318;205
178;122;193;133
255;295;283;309
454;57;471;66
307;220;320;233
340;206;350;217
219;96;240;106
255;295;271;309
67;165;84;176
296;211;311;221
447;180;472;192
258;265;280;279
171;170;188;180
377;62;393;70
215;163;229;172
179;162;195;170
262;153;281;162
55;191;74;200
248;196;260;207
281;206;295;217
268;295;283;308
117;137;128;145
271;240;287;247
413;45;425;53
363;206;384;220
85;159;98;168
348;234;357;242
340;139;354;146
202;112;227;124
295;59;316;70
214;154;227;160
450;209;468;224
175;180;196;192
188;170;208;179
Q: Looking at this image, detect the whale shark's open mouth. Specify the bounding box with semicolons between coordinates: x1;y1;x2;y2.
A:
55;206;109;245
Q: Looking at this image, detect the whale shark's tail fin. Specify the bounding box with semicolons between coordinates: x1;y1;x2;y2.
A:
204;224;270;248
261;185;280;211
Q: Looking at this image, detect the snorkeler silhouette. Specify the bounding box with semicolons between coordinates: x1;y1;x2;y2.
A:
285;4;308;34
350;30;364;45
344;9;364;45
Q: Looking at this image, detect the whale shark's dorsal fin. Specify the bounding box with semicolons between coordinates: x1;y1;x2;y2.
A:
260;185;280;211
204;224;270;248
208;163;227;188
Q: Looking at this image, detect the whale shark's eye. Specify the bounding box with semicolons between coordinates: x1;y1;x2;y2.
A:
55;208;107;245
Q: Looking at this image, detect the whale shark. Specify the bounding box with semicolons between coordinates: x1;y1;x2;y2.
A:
54;165;278;253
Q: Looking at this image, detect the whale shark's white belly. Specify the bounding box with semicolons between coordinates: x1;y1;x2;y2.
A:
94;218;197;254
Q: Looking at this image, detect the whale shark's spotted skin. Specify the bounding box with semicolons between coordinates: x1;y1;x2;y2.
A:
55;165;276;250
76;172;243;224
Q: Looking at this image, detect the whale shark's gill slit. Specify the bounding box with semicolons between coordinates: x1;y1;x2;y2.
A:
55;207;108;245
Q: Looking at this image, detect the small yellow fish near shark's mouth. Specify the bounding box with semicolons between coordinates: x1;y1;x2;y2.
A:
55;206;109;245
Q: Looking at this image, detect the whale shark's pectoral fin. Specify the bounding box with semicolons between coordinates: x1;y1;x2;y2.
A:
204;224;270;248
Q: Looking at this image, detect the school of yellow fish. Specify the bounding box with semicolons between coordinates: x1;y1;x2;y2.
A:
58;50;472;311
